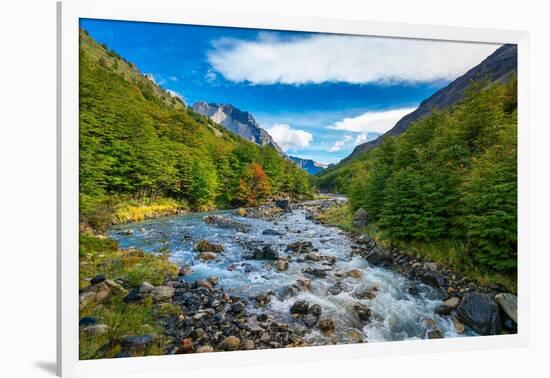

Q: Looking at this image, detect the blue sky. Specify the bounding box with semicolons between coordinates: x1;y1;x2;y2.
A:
81;19;499;164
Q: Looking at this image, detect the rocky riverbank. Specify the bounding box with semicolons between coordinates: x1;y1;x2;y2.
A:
307;198;518;336
81;196;518;359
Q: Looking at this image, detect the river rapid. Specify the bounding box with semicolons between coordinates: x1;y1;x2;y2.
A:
109;199;469;345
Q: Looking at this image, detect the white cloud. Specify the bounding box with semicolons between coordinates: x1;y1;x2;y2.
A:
354;133;368;145
208;35;499;85
329;107;417;134
266;124;313;151
328;135;353;152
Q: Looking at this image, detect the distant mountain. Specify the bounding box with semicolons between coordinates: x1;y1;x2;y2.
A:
192;102;284;154
345;44;517;161
289;156;328;175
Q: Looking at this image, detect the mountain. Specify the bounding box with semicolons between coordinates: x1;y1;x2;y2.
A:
78;28;311;220
192;102;284;155
289;156;328;175
345;44;517;161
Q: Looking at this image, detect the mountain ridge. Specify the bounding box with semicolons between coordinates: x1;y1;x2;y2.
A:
193;101;328;175
343;43;517;162
289;156;329;175
192;102;284;155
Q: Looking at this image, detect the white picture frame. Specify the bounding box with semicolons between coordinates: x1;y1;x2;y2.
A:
57;0;530;376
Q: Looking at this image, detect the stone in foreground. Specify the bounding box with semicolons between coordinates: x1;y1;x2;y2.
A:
456;292;500;335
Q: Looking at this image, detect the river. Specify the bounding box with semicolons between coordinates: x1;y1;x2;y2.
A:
109;199;470;345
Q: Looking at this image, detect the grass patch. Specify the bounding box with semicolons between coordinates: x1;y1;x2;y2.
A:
79;296;165;359
79;234;179;289
79;234;179;359
114;197;187;224
80;195;188;232
314;203;355;233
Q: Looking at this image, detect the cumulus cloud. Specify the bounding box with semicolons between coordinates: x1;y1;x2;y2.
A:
207;35;499;85
329;107;417;134
266;124;313;151
328;135;353;152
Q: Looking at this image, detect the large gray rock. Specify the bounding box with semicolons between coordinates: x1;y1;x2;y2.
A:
495;293;518;323
353;208;368;228
456;292;500;335
151;286;174;302
79;282;111;310
365;248;393;266
290;300;309;315
275;199;290;211
253;245;279;260
421;271;447;290
121;335;155;355
139;282;155;294
82;324;109;336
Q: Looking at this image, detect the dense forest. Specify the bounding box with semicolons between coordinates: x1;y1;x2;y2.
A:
314;78;517;274
79;30;311;230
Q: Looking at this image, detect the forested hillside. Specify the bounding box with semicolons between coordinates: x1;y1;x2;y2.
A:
79;29;310;230
314;78;517;275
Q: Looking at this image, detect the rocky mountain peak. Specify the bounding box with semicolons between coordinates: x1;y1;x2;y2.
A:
192;102;284;154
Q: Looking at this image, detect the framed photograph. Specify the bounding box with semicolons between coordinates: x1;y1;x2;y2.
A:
57;0;529;376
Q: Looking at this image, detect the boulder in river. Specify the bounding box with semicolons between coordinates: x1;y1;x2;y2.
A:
365;248;393;266
327;282;343;296
198;252;218;260
435;304;453;316
290;300;309;315
304;252;321;261
425;319;444;339
308;303;322;318
275;259;289;271
253;245;279;260
275;199;291;211
263;229;285;236
353;285;376;300
495;293;517;323
444;297;461;309
195;279;213;291
304;314;318;327
178;266;193;276
287;241;314;254
456;292;500;335
353;303;372;323
421;271;447;290
203;214;251;232
195;239;224;253
318;318;336;335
